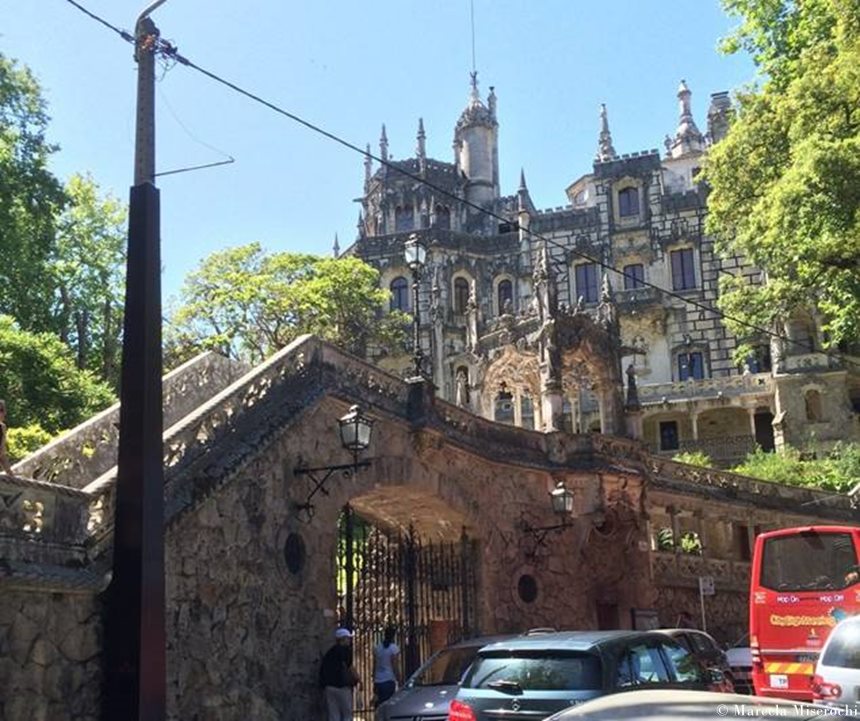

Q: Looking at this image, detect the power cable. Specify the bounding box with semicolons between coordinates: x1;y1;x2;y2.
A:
62;0;860;370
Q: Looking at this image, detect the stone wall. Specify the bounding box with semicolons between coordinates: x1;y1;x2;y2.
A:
0;592;101;721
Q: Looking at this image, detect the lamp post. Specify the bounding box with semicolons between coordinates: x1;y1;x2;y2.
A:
293;405;374;519
521;481;576;556
404;234;427;378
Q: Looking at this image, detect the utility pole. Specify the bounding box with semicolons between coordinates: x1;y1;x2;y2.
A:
102;3;168;719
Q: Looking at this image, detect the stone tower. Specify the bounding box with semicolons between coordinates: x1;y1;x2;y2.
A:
454;72;499;212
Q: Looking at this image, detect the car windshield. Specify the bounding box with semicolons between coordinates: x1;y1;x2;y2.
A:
411;646;480;686
463;652;602;691
760;531;857;591
822;623;860;670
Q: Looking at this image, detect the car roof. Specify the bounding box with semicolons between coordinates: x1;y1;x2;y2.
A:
446;634;518;649
477;630;658;653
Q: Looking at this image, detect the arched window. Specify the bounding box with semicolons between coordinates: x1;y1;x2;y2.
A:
520;395;535;430
497;279;513;315
395;205;414;232
805;390;823;422
389;277;409;312
454;278;470;314
434;205;451;230
494;383;514;425
618;187;639;217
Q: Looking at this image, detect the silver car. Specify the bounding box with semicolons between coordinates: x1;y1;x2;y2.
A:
375;635;514;721
813;615;860;706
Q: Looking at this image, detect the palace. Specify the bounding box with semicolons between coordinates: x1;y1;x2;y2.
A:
350;75;860;465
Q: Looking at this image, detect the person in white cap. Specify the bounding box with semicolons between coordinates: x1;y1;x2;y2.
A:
319;627;359;720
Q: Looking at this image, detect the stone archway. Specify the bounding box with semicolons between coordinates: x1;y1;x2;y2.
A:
336;487;478;715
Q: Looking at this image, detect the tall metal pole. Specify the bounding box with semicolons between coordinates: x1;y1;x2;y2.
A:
102;8;166;720
411;266;422;377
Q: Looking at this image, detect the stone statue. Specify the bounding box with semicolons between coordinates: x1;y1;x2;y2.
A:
455;367;469;408
502;298;513;316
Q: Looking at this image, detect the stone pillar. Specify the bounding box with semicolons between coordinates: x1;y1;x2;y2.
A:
669;506;681;555
695;511;708;559
541;383;564;432
691;412;700;441
747;407;757;436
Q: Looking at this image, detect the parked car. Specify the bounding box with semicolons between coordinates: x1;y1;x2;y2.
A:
449;630;730;721
658;628;735;692
812;614;860;706
375;635;513;721
725;644;754;695
542;688;850;720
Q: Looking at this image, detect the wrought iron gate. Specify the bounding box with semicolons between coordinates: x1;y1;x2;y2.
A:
336;505;478;717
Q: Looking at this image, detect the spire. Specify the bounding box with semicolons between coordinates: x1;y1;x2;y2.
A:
416;118;426;159
364;143;372;188
517;168;533;214
519;168;528;192
357;210;365;240
596;103;617;162
379;124;389;163
469;70;480;105
416;118;427;176
488;85;497;120
670;80;704;158
333;233;340;257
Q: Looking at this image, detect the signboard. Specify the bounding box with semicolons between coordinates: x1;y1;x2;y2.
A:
699;576;715;596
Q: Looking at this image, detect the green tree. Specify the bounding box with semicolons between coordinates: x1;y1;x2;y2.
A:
731;443;860;493
167;243;408;365
51;173;126;385
0;52;66;331
706;0;860;352
0;314;115;436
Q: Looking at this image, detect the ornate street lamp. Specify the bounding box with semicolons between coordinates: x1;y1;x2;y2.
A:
404;234;427;378
294;405;374;519
521;481;576;556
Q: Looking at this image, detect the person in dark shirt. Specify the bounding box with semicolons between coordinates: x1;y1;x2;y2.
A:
319;628;359;721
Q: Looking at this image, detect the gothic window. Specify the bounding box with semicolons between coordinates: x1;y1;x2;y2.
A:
520;395;535;430
454;277;470;314
561;399;575;433
618;187;639;217
659;421;679;451
623;263;645;290
678;351;705;381
744;345;772;373
389;277;409;312
497;279;513;315
805;390;823;422
395;205;414;232
494;383;515;425
575;262;599;303
671;248;697;290
434;205;451;230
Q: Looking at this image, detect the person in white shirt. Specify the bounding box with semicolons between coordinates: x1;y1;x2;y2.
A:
372;626;400;706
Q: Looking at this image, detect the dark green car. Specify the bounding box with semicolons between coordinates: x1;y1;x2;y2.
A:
449;630;727;721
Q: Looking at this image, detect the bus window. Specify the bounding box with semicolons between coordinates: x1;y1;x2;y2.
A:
760;531;857;591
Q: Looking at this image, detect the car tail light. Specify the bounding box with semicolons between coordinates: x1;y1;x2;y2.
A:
449;699;477;721
812;674;842;700
750;636;761;666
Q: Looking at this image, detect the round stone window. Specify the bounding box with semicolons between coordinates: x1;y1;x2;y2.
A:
517;574;538;604
284;532;306;575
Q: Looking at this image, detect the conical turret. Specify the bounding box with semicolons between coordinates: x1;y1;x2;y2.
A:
453;72;499;210
379;124;389;163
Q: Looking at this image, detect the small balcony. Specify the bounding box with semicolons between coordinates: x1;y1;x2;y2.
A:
649;434;757;466
638;372;773;405
615;286;661;309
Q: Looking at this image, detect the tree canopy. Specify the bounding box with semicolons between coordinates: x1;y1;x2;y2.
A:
0;315;115;435
167;244;408;366
0;52;65;331
706;0;860;351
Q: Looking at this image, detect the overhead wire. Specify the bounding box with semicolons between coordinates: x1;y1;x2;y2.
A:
62;0;860;370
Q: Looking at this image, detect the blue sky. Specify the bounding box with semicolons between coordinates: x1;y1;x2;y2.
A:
1;1;755;300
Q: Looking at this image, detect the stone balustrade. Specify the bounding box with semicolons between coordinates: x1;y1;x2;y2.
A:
637;372;773;404
649;435;757;464
12;352;247;488
651;549;751;591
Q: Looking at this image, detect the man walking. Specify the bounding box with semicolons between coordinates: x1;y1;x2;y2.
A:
319;628;359;721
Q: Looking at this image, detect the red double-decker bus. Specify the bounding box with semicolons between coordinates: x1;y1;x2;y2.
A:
750;525;860;700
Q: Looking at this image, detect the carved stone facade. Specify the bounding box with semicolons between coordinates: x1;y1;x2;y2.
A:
352;77;860;464
1;339;856;720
